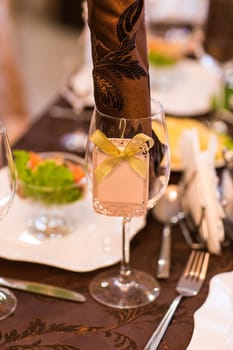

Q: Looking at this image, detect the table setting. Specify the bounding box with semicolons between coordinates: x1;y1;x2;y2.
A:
0;0;233;349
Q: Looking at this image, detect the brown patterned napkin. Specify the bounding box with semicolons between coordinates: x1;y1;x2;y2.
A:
86;0;151;119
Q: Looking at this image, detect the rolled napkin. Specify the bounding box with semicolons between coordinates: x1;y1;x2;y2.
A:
86;0;151;118
179;129;225;254
86;1;166;214
69;2;94;106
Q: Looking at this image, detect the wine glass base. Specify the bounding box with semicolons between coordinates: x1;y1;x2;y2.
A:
27;208;75;240
0;288;17;320
89;268;160;309
61;131;88;153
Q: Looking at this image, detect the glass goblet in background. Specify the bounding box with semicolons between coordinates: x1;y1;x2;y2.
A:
85;100;170;308
145;0;210;89
54;0;92;154
0;122;17;320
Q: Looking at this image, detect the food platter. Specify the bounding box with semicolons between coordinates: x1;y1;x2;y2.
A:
162;117;232;171
151;58;222;117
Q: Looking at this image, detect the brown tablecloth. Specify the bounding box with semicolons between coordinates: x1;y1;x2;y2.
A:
0;98;232;350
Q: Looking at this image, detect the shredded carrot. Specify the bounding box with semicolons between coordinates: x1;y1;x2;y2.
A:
28;152;42;169
69;164;85;182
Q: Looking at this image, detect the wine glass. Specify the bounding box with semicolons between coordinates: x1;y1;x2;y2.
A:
57;0;92;154
85;100;170;308
0;122;17;320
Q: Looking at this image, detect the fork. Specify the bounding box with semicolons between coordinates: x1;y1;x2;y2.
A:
144;250;210;350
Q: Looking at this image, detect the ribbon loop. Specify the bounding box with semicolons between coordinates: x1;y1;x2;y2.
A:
90;130;154;182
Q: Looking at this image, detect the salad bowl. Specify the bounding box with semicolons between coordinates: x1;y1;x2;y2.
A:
14;151;86;239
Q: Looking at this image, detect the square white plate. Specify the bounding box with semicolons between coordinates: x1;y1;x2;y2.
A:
187;271;233;350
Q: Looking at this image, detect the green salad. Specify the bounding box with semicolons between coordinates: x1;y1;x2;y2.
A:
149;51;177;67
14;150;86;206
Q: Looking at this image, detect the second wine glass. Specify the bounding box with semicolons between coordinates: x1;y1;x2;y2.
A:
85;100;170;308
0;122;17;320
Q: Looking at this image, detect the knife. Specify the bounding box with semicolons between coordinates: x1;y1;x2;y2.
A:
0;277;86;303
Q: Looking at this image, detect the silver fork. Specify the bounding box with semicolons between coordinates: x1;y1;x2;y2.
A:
144;250;210;350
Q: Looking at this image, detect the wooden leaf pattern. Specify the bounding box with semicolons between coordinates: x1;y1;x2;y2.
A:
92;0;147;111
6;342;80;350
117;0;143;41
0;318;103;349
98;34;147;80
113;332;138;350
94;73;123;111
100;34;136;64
106;60;146;80
108;308;143;327
0;305;166;350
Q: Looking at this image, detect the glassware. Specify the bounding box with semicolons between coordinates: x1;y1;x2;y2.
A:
0;122;17;320
85;100;171;308
15;151;87;240
56;0;92;154
145;0;210;90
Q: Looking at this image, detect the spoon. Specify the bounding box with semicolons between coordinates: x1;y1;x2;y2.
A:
152;185;183;279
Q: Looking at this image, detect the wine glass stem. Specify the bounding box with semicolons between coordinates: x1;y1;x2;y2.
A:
120;216;132;283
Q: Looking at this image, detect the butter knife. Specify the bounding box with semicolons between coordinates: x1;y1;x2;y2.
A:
0;277;86;303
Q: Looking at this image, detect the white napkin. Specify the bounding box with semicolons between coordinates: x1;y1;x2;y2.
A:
179;129;225;254
69;12;94;106
70;64;94;103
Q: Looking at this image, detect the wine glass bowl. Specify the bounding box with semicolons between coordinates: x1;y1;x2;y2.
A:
0;122;17;320
85;100;170;308
14;151;87;240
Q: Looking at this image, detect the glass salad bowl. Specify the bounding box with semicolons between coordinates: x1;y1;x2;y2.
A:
14;151;87;239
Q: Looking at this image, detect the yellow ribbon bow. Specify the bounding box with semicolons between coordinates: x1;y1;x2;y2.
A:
89;129;154;183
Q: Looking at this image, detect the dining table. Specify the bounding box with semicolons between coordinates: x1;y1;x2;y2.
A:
0;95;232;350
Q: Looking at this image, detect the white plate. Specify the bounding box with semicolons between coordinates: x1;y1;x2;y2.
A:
151;59;222;117
187;271;233;350
0;170;145;272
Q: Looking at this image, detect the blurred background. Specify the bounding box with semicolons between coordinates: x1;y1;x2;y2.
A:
10;0;84;117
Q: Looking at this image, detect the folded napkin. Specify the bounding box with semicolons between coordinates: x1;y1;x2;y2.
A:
69;3;94;105
179;129;225;254
87;0;151;118
70;65;94;106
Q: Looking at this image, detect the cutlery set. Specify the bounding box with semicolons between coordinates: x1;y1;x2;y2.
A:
0;252;210;350
153;184;184;279
154;177;206;280
150;176;211;348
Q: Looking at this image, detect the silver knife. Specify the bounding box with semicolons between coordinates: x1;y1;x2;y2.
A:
0;277;86;303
